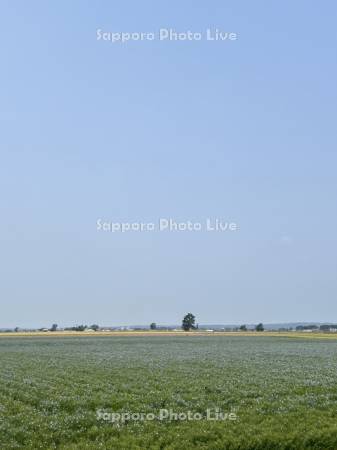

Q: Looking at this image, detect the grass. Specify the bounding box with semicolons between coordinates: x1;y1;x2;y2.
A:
1;335;337;449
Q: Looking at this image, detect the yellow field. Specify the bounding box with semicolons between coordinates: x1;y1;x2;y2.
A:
1;330;337;339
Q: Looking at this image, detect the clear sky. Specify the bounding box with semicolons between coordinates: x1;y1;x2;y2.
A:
1;1;337;328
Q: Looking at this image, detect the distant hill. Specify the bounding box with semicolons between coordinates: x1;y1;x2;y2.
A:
128;322;328;331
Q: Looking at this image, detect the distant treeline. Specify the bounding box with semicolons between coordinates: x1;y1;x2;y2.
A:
3;321;337;333
296;324;337;331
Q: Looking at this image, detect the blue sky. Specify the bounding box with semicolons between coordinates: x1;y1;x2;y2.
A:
1;1;337;327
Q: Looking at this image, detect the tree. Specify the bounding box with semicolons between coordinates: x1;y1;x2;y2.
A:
66;325;87;332
14;327;19;332
182;313;196;331
90;324;99;331
255;323;264;332
50;324;58;332
239;325;247;331
150;323;157;330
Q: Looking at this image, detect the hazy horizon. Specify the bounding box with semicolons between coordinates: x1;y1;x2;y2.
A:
2;319;337;331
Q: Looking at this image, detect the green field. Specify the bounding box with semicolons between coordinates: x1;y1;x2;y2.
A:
1;336;337;449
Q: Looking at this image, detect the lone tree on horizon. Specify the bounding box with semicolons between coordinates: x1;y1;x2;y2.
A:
182;313;196;331
255;323;264;332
